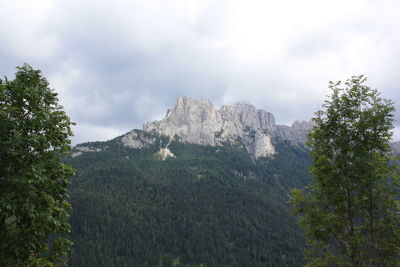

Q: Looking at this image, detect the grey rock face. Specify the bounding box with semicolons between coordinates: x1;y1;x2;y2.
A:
143;97;276;158
121;130;156;148
117;96;313;159
143;96;312;159
154;148;176;160
273;120;314;145
144;97;221;146
72;145;104;157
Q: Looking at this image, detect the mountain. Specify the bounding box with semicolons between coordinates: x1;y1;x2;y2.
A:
72;96;313;161
84;96;310;161
66;97;315;266
66;97;400;266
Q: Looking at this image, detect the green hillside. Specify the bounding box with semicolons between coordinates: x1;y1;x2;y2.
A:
66;133;311;266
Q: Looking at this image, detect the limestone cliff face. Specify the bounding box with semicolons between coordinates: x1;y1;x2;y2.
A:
273;120;314;145
142;96;311;159
121;130;156;149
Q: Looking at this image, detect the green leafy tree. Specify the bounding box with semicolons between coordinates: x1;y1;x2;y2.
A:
0;64;74;266
291;75;400;266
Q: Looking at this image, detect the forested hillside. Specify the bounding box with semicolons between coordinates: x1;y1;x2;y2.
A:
66;133;311;266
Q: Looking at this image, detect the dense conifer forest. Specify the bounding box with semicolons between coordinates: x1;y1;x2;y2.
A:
66;133;312;266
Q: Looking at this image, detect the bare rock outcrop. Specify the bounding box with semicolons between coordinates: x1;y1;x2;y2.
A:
72;145;104;157
116;97;313;159
273;120;314;145
121;129;156;149
143;96;310;159
109;96;315;159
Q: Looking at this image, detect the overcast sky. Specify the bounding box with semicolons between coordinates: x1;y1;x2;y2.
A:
1;0;399;144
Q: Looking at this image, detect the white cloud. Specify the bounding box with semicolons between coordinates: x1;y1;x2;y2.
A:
71;123;127;145
392;127;400;142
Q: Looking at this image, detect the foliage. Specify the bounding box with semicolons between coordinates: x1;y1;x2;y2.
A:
290;75;400;266
66;136;312;266
0;64;74;266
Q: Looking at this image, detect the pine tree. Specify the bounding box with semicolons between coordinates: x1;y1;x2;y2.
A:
291;75;400;266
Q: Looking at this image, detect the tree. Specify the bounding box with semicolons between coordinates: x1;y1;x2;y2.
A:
0;64;74;266
290;75;400;266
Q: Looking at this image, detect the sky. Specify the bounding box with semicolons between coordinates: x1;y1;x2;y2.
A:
1;0;399;144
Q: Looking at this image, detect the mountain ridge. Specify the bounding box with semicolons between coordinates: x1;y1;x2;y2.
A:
139;96;313;159
73;96;400;160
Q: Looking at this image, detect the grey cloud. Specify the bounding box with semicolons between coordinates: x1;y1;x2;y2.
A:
0;0;399;144
28;1;231;136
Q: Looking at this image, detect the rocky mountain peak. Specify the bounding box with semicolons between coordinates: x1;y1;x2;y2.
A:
142;96;306;159
74;97;314;160
161;96;219;127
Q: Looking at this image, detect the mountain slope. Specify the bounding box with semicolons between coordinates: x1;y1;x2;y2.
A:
66;133;311;267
